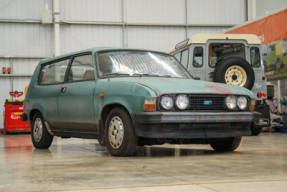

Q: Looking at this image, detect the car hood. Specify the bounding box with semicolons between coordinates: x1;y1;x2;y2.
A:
110;77;255;98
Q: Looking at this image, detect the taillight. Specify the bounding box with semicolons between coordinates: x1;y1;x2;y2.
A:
263;92;267;97
257;92;262;97
262;76;266;80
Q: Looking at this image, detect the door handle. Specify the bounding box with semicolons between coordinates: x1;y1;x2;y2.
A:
61;87;67;93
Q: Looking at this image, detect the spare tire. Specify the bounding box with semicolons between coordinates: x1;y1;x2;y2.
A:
213;57;255;90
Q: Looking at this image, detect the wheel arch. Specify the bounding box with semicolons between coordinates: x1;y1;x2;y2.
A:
101;103;131;127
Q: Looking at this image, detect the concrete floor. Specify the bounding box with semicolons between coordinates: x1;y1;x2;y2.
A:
0;132;286;192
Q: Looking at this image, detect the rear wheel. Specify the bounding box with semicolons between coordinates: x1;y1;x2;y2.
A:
210;136;242;151
31;112;53;149
105;107;138;156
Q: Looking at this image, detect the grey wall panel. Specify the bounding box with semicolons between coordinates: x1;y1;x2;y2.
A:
187;26;225;37
0;0;52;20
187;0;246;24
60;25;123;54
0;23;53;56
124;0;185;24
0;77;12;129
127;26;186;52
12;59;39;74
256;0;287;17
60;0;122;22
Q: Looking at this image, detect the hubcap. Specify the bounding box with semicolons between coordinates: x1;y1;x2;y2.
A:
33;118;43;142
108;116;124;149
225;65;247;87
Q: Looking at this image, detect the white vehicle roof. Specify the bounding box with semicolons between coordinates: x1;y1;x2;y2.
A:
168;34;261;54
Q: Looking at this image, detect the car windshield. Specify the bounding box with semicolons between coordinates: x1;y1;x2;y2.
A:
97;51;191;79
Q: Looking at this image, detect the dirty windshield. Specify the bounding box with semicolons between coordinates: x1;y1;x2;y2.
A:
209;44;245;67
97;51;191;78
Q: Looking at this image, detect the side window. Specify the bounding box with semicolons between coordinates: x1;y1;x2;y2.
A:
38;59;69;85
68;55;94;82
193;47;203;67
181;49;189;68
250;47;261;67
173;49;189;69
174;52;181;62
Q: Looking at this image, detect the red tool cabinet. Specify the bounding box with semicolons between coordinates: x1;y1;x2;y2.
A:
2;91;30;133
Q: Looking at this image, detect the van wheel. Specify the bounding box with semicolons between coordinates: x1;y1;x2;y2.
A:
31;112;53;149
210;136;242;151
214;57;255;90
105;108;138;156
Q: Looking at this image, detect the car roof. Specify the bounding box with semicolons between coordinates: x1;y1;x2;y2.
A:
38;47;169;65
168;33;261;53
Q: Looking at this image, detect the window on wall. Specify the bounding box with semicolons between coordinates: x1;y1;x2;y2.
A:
38;59;69;85
173;49;189;68
68;55;94;82
250;47;261;67
193;47;203;67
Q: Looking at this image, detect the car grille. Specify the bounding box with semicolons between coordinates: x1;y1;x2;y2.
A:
187;95;226;110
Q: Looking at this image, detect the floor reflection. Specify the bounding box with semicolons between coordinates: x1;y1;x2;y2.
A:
134;146;220;157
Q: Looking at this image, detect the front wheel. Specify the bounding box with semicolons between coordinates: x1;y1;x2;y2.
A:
210;136;242;151
31;112;53;149
105;108;138;156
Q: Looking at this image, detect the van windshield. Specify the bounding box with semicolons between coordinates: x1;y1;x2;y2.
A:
209;44;245;67
97;51;191;79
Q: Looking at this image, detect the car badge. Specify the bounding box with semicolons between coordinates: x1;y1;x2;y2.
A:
204;100;212;105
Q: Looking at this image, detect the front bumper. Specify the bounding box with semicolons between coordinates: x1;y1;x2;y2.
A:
132;111;261;124
131;111;261;139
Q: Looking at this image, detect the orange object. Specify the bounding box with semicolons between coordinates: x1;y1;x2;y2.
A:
99;94;104;97
250;104;255;111
226;9;287;45
2;67;6;74
263;92;267;97
144;104;156;111
7;67;11;74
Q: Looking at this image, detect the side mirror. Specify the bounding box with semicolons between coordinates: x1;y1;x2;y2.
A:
194;77;200;80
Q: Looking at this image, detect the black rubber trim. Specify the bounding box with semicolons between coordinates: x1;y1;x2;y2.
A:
132;111;261;124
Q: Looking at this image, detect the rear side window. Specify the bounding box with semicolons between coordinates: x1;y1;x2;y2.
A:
250;47;261;67
193;47;203;67
209;44;245;67
68;55;94;82
39;59;69;85
173;49;189;68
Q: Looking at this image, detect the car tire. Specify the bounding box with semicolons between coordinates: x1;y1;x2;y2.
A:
210;136;242;151
250;123;262;136
105;107;138;156
214;57;255;90
31;112;53;149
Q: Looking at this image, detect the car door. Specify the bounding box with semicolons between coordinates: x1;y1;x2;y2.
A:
37;58;70;128
57;53;97;132
187;44;205;81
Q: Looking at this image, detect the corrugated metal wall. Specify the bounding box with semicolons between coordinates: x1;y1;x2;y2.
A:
0;0;247;129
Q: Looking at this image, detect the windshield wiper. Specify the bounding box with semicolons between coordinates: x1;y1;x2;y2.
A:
132;73;160;77
101;72;131;77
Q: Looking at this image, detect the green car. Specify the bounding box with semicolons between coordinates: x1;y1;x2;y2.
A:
21;48;260;156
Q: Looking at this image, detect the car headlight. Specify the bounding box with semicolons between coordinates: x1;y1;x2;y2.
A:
226;95;237;110
175;94;189;110
237;96;248;110
161;95;174;110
